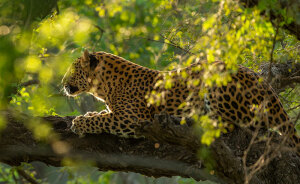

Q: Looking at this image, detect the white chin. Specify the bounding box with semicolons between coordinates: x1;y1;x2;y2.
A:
95;96;105;102
89;93;105;102
64;88;79;97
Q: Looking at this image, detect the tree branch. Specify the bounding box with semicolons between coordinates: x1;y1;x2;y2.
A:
20;79;40;87
0;110;299;184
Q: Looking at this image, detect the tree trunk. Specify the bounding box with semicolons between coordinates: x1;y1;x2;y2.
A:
0;110;299;184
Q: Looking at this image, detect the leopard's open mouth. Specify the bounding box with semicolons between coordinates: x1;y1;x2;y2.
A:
64;84;79;96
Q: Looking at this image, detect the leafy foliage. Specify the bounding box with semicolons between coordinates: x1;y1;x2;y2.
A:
0;0;299;183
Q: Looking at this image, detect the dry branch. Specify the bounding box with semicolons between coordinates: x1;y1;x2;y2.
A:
0;110;299;184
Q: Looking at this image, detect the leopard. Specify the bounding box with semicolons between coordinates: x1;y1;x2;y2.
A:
62;50;300;155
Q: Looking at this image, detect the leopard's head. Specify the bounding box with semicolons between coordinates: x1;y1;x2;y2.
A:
62;50;96;96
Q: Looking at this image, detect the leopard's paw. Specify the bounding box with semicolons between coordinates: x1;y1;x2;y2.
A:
71;115;86;138
84;111;98;117
99;110;108;115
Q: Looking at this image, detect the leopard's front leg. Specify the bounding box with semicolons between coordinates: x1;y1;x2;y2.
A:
71;111;139;137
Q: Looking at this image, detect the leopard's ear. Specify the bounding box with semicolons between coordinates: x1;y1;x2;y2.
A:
81;49;90;68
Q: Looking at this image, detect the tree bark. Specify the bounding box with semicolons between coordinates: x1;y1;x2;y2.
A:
260;61;300;93
0;110;299;184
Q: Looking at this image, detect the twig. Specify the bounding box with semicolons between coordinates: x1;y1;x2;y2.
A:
93;24;105;33
127;36;195;55
55;2;59;15
282;76;300;83
287;104;300;111
16;168;39;184
268;24;280;81
92;24;105;52
279;95;300;104
20;79;40;87
159;34;195;55
242;128;259;184
294;111;300;124
11;169;19;184
290;70;300;78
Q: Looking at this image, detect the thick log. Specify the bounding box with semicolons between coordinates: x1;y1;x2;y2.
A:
0;110;299;184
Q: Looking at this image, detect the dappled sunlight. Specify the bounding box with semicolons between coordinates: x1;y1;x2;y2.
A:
36;9;94;47
0;0;299;183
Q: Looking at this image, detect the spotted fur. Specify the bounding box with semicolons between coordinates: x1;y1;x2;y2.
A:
62;50;300;154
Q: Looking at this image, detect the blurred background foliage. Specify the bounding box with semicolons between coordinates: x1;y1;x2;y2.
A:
0;0;299;183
